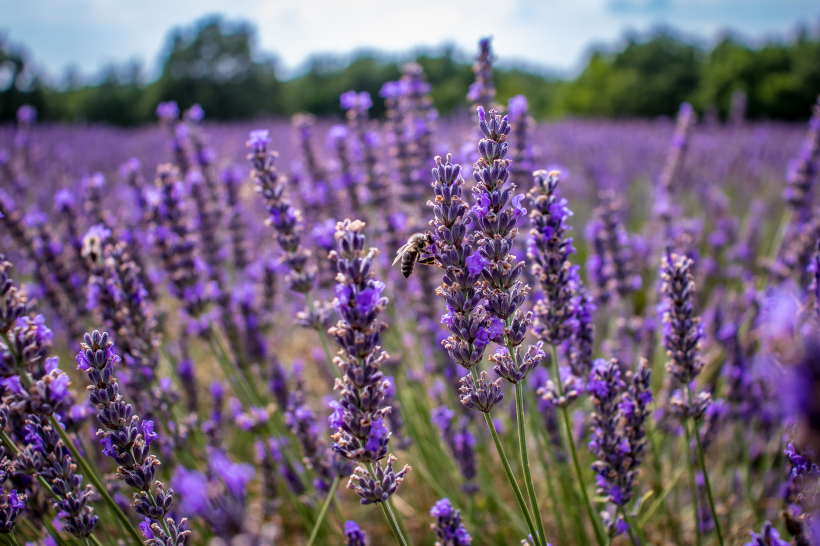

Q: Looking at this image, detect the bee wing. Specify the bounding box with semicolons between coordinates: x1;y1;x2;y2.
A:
392;243;412;266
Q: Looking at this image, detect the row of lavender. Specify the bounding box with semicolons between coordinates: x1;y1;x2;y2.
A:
0;38;818;546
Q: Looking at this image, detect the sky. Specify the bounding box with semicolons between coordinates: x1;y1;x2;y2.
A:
2;0;819;82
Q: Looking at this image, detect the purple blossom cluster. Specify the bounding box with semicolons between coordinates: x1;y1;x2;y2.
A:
327;219;410;503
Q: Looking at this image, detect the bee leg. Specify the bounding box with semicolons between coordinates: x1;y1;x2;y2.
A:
416;256;437;266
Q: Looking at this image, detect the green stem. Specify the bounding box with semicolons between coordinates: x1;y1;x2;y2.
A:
768;207;793;262
529;409;569;546
366;463;411;546
306;293;339;379
692;416;725;546
682;418;702;546
514;383;547;546
7;532;20;546
624;512;646;546
638;466;685;527
550;345;607;546
306;476;340;546
470;367;541;544
209;328;262;405
45;414;144;546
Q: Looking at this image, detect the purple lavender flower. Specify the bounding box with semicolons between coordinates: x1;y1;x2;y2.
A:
247;130;317;295
431;406;478;493
744;521;790;546
156;101;180;121
0;449;26;533
660;250;711;418
327;220;410;502
430;498;472;545
586;191;641;303
285;369;335;492
467;38;495;107
16;104;37;125
783;96;820;223
528;170;579;346
345;520;368;546
78;330;189;544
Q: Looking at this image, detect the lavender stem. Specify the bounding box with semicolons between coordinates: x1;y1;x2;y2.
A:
468;365;541;544
624;511;645;546
687;385;724;546
514;382;546;546
550;345;607;546
305;292;339;378
306;476;340;546
682;416;702;546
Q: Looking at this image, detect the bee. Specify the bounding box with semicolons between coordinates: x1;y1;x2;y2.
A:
393;232;436;278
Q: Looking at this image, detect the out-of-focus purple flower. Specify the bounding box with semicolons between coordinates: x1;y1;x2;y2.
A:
430;498;472;545
156;101;179;121
344;520;368;546
744;521;790;546
16;104;37;124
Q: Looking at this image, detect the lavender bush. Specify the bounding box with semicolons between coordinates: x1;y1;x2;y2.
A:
0;36;819;546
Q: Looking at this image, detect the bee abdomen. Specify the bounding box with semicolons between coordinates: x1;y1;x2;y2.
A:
401;252;417;278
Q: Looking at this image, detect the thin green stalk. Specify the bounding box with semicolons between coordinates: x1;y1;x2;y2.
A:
735;424;760;520
638;466;685;527
768;207;793;262
529;409;569;546
365;463;411;546
624;511;646;546
647;426;683;544
43;517;75;546
692;415;725;546
470;367;541;545
8;532;20;546
514;383;547;546
306;477;340;546
209;329;262;405
306;293;339;379
550;345;607;546
682;418;702;546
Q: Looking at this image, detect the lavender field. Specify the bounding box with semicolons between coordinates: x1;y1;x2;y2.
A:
1;40;819;546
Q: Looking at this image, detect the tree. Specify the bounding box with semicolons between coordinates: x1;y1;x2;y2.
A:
155;16;282;120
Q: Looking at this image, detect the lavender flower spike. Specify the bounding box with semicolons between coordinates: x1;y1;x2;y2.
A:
78;330;190;546
427;116;546;546
528;169;579;347
660;250;710;417
660;249;723;545
247;129;316;295
587;358;653;534
345;520;368;546
430;498;473;546
744;522;790;546
327;219;411;506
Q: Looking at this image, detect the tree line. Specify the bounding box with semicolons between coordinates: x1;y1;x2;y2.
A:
1;16;818;125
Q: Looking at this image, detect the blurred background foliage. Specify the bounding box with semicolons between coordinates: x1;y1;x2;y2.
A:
1;15;819;125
